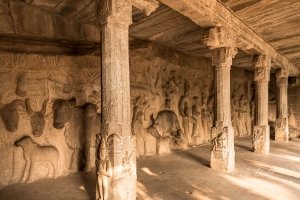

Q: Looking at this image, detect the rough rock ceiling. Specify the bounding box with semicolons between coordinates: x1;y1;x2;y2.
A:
221;0;300;67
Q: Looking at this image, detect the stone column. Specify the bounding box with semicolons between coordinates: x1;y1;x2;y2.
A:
98;1;158;199
252;55;271;154
275;67;289;141
210;47;237;173
99;1;135;200
202;27;237;173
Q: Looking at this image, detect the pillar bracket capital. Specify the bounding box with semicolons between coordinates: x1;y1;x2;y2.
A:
212;47;237;66
202;26;236;49
98;0;159;26
254;55;271;82
276;67;289;83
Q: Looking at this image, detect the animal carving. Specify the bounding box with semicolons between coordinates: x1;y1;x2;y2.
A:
147;110;187;153
0;100;24;132
25;98;48;137
52;98;76;129
14;136;59;183
53;99;99;171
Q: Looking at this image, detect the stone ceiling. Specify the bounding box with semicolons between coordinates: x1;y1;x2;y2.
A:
1;0;300;73
220;0;300;69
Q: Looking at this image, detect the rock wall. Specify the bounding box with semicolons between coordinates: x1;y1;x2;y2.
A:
0;44;255;187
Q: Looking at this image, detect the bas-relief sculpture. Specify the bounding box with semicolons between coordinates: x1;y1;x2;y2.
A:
53;99;99;171
25;98;48;137
0;100;24;132
130;46;218;156
231;82;253;137
0;53;101;187
14;136;59;183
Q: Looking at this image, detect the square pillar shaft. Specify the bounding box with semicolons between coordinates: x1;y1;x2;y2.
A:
275;68;289;141
210;47;237;173
252;55;271;154
98;1;136;200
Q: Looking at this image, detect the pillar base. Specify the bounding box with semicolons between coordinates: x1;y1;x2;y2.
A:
210;125;235;173
275;128;289;142
252;125;270;154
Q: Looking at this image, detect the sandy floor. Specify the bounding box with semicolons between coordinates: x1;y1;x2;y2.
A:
1;137;300;200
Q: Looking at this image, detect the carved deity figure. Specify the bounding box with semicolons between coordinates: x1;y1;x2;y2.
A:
162;70;181;112
96;135;112;200
132;96;148;157
179;82;197;145
201;95;213;142
239;95;251;136
231;94;241;136
192;96;204;145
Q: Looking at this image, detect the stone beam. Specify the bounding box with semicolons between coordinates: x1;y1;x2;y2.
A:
159;0;300;76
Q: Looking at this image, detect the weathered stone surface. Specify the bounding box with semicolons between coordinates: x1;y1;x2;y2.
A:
10;1;55;37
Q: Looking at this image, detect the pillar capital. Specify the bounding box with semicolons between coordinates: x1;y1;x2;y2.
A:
276;67;289;86
98;0;132;28
212;47;238;67
202;26;236;49
254;55;271;82
98;0;159;27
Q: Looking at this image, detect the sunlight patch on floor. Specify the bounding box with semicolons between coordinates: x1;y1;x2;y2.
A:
222;174;298;200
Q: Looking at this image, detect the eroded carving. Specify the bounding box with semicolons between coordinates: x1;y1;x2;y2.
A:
25;98;48;137
252;126;265;153
147;110;187;154
211;127;228;159
0;100;24;132
14;136;59;183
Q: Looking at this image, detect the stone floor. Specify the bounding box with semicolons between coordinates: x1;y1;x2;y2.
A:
1;137;300;200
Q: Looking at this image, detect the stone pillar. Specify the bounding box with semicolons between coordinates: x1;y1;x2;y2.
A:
99;1;135;200
98;1;158;199
252;55;271;154
275;68;289;141
210;47;237;173
202;27;237;172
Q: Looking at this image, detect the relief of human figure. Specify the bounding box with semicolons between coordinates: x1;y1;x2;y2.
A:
192;96;204;145
179;82;197;145
239;95;252;136
231;94;241;136
201;95;212;143
132;96;146;157
96;135;112;200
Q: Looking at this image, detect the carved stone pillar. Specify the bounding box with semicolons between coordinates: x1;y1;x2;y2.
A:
202;27;237;173
252;55;271;154
210;47;237;172
98;1;158;199
275;68;289;141
99;1;135;200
